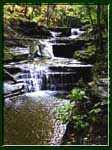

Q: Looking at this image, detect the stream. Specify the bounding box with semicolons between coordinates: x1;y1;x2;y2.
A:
3;27;92;145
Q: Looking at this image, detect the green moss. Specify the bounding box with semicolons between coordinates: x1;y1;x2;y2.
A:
3;51;14;61
74;45;96;63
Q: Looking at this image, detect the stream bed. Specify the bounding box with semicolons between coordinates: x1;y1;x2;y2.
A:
4;91;70;145
3;27;92;145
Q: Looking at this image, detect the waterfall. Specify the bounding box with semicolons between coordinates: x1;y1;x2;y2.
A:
23;69;47;92
17;64;48;93
20;65;83;93
39;40;54;59
16;28;91;94
71;28;80;35
50;31;61;38
4;24;94;146
36;28;85;59
69;28;85;39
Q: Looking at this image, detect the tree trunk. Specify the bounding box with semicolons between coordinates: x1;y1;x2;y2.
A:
102;5;108;32
86;5;94;28
86;5;97;54
46;5;50;26
97;5;104;52
24;4;28;17
46;5;56;26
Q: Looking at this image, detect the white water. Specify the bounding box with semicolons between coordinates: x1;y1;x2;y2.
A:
39;39;55;59
4;27;92;145
21;65;48;92
38;28;85;59
6;28;88;94
69;28;85;39
50;31;62;38
12;47;30;55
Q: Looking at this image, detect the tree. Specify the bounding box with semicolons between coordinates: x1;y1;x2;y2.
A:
97;5;104;52
102;5;108;31
85;5;94;28
46;5;56;26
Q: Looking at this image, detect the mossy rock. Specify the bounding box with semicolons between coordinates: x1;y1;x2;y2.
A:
3;51;14;62
73;45;96;63
3;49;28;63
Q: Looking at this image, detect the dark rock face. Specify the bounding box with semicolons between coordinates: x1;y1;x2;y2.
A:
52;40;85;58
10;19;52;37
4;66;22;75
21;65;92;92
49;65;93;83
53;44;75;58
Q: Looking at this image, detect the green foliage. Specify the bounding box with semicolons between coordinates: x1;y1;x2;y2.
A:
4;51;14;61
74;45;96;63
88;98;107;124
89;107;102;123
72;114;89;130
4;4;107;28
3;4;108;145
68;88;86;102
63;85;108;138
67;88;89;131
89;108;102;115
92;62;108;79
56;88;85;129
56;103;73;124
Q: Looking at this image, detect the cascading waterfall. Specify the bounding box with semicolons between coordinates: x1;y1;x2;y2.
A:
4;27;93;145
20;62;91;93
69;28;85;39
39;39;54;59
20;27;89;94
50;31;61;38
20;66;48;93
34;28;85;59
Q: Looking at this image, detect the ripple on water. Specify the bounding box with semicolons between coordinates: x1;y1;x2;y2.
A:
4;93;70;145
4;95;54;145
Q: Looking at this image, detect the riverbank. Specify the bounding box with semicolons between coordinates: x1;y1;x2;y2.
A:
3;11;109;145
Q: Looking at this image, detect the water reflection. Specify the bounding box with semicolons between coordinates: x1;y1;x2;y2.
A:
4;99;54;145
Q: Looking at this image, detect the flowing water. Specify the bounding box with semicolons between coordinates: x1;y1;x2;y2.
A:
4;99;54;145
3;28;92;145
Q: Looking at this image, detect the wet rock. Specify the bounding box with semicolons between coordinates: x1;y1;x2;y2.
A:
88;78;108;98
11;19;52;38
4;47;30;63
3;82;24;94
4;66;22;74
53;44;75;58
3;51;14;63
4;19;52;42
51;37;87;58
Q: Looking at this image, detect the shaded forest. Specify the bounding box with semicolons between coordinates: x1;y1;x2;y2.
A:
3;4;109;145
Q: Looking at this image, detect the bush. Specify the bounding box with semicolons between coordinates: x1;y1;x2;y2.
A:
56;103;73;124
68;88;86;102
74;45;96;63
